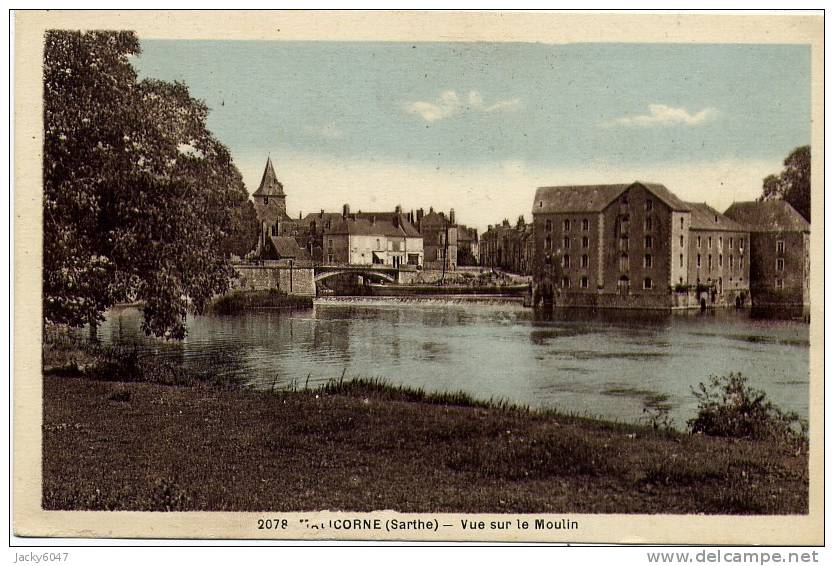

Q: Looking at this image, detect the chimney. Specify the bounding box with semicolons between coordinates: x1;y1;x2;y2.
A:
371;215;376;225
393;215;400;228
299;211;302;220
488;224;493;232
449;208;456;225
320;209;324;218
343;204;350;218
417;208;424;223
395;204;402;215
429;206;434;214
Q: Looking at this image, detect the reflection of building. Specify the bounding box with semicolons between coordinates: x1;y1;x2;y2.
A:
481;216;534;275
685;202;750;305
322;204;423;268
724;200;810;312
417;207;458;270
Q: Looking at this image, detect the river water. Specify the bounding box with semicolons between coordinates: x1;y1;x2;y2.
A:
97;299;809;427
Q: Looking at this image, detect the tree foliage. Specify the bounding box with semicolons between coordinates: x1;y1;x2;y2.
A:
760;145;810;222
44;30;252;339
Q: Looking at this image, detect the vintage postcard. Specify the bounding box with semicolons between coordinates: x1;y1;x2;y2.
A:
13;10;824;544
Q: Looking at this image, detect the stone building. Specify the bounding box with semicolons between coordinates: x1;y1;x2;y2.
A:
685;202;750;307
532;182;691;308
724;200;810;314
251;157;311;263
417;208;458;270
322;204;423;268
481;216;534;275
456;224;480;266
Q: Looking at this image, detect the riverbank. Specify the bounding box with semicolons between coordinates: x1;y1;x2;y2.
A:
42;340;808;514
210;289;313;313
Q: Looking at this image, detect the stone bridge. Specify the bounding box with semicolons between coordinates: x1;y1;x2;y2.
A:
313;264;416;285
232;262;417;296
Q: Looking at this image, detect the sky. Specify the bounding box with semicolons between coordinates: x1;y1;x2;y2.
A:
134;40;810;231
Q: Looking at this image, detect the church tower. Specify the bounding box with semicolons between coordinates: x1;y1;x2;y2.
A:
253;156;292;255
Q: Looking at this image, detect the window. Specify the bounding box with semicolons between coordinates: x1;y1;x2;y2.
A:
545;219;552;232
619;254;629;272
776;240;785;253
708;236;712;248
263;197;269;205
645;199;653;211
730;255;734;269
644;254;652;268
619;237;629;252
776;258;785;271
580;276;589;289
775;278;784;290
561;276;571;288
718;254;723;268
643;277;653;290
563;236;571;249
645;235;653;249
327;239;333;248
708;254;713;271
563;219;571;231
740;256;744;269
697;254;701;268
582;236;589;248
544;236;552;250
271;223;278;237
645;217;653;231
545;254;552;265
680;235;684;247
582;218;589;231
562;255;571;268
739;238;745;250
697;236;702;248
679;254;684;268
376;238;381;249
680;217;684;230
327;253;334;263
718;237;723;249
729;237;734;249
581;254;589;268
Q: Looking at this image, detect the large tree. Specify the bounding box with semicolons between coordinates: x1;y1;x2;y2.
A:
44;30;251;339
760;145;811;223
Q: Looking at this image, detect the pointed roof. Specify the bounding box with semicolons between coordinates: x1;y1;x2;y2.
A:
253;157;285;197
533;182;690;214
724;200;810;233
685;202;746;232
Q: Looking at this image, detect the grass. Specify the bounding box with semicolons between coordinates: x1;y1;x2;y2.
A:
210;289;313;314
42;342;809;514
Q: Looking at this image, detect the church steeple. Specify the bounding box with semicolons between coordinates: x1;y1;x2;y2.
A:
253;156;285;197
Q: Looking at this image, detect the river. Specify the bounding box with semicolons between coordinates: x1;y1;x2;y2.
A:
97;299;810;427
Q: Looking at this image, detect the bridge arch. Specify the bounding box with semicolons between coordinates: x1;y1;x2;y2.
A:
313;269;397;284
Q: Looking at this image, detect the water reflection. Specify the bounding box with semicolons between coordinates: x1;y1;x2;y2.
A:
97;301;810;426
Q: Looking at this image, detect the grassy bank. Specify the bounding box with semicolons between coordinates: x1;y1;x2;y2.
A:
42;342;808;514
210;289;313;314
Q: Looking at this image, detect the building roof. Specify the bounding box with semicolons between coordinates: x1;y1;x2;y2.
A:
324;215;422;238
724;200;810;233
252;157;285;197
266;236;311;260
685;202;747;232
533;182;690;214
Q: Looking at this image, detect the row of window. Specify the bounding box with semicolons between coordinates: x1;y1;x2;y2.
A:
559;276;654;290
544;236;591;249
695;253;744;271
545;218;591;232
694;235;746;251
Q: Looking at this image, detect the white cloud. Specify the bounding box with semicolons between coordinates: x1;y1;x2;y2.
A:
304;121;344;140
235;151;778;233
605;104;717;128
405;90;521;122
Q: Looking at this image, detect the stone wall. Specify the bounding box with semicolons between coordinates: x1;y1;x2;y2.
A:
231;264;316;296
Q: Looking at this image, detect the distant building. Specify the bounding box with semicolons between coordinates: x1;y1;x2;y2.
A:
253;157;293;256
685;202;751;307
481;216;534;275
456;224;480;266
724;200;810;313
416;207;458;270
322;204;423;268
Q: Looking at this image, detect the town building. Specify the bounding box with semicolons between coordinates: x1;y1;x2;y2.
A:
531;182;692;309
252;157;310;263
724;200;810;314
416;207;458;270
456;224;480;266
685;202;750;307
481;216;534;275
322;204;423;268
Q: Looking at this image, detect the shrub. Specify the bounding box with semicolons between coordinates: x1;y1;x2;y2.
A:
687;373;806;442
